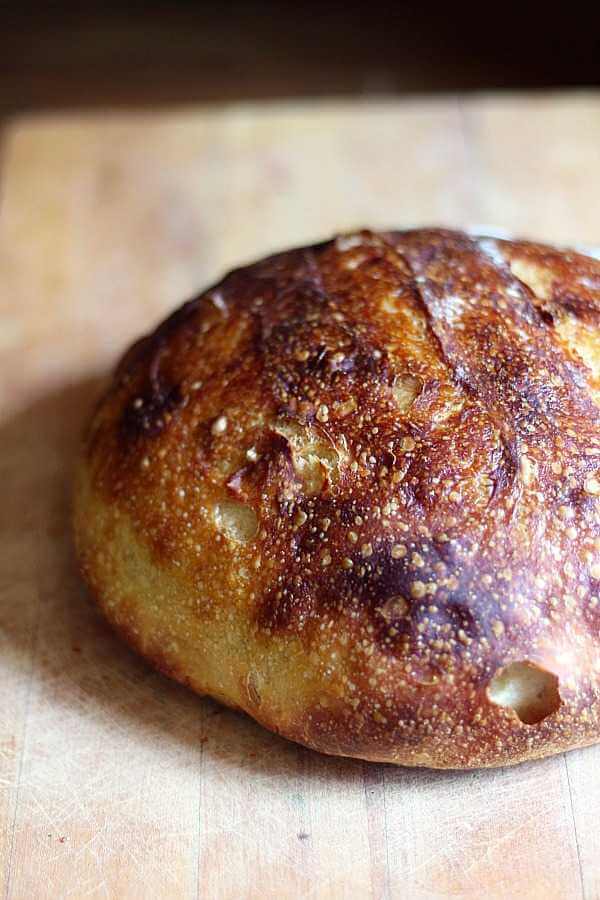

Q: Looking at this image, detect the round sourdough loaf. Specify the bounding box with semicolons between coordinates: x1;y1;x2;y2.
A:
74;228;600;767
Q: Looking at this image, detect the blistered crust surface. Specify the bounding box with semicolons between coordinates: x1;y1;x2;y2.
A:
75;228;600;767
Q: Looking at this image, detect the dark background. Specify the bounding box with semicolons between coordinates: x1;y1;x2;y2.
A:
2;1;600;116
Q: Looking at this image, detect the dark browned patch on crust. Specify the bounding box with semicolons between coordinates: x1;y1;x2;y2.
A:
250;230;600;680
121;379;185;440
115;296;203;379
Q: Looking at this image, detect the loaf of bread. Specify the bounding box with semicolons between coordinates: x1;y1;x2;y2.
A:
73;228;600;768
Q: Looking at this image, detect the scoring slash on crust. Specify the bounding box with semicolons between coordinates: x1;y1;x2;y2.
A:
74;228;600;768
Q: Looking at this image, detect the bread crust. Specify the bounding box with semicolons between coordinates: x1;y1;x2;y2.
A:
73;228;600;767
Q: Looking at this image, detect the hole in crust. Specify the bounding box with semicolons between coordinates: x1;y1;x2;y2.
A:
509;258;554;300
392;374;423;412
553;313;600;407
213;501;258;543
274;421;340;495
487;660;561;725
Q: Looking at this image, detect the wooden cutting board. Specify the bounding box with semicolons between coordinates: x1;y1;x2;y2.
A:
2;93;600;900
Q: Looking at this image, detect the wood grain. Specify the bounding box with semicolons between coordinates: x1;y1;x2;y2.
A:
1;94;600;899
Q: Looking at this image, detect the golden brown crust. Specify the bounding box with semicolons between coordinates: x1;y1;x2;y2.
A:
73;228;600;768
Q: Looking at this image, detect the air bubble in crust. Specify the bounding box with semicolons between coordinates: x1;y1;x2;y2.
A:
487;660;561;725
377;595;410;621
213;501;258;543
392;374;422;413
509;258;554;300
275;421;340;495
